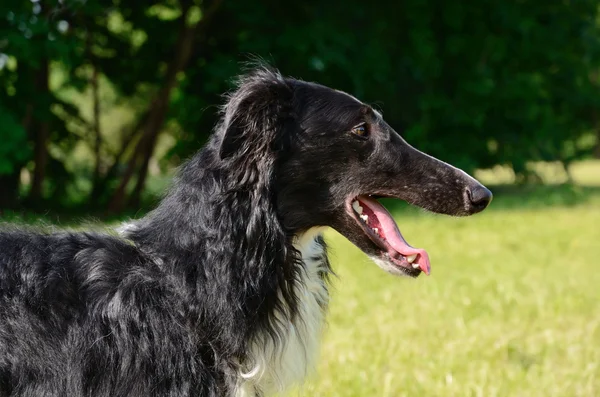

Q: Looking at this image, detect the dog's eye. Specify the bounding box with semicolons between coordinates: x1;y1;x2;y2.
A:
351;124;369;139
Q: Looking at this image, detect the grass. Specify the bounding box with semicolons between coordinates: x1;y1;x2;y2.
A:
3;161;600;396
288;162;600;397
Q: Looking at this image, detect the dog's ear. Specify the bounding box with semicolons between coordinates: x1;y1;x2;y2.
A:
219;67;293;160
219;122;243;160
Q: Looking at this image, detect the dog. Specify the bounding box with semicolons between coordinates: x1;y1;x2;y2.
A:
0;66;492;396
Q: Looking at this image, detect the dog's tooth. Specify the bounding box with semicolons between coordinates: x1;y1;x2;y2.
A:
406;254;418;263
372;227;378;234
360;214;368;222
352;201;363;214
412;262;420;269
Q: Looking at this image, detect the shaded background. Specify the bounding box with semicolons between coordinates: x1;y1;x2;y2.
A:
1;2;600;396
1;0;599;214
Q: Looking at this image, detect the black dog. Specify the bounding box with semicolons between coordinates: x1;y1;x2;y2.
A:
0;66;491;396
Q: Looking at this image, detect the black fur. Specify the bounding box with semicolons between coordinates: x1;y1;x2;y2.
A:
0;66;491;396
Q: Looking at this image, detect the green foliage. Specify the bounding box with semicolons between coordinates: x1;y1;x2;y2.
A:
0;106;29;174
169;0;600;173
1;0;599;210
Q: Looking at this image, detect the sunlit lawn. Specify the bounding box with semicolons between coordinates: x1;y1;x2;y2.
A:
290;161;600;397
3;161;600;396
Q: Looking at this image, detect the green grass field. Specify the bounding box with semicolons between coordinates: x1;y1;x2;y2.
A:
3;161;600;396
289;162;600;397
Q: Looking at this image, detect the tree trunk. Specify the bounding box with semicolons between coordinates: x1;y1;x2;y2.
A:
107;0;224;213
591;72;600;159
595;133;600;158
107;95;168;213
89;111;148;205
128;130;159;209
106;133;144;213
28;58;50;204
86;21;104;199
591;110;600;158
2;104;36;210
91;65;103;196
0;172;21;210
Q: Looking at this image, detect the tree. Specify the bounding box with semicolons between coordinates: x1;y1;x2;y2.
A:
1;0;599;213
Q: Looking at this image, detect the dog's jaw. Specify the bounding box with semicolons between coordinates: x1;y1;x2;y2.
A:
370;256;417;277
340;195;429;278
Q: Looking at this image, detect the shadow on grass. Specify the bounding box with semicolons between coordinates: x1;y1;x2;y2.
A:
2;184;600;226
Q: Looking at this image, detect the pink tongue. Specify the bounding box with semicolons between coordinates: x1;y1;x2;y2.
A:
358;196;431;275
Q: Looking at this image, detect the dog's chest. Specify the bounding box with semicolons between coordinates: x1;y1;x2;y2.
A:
235;229;329;396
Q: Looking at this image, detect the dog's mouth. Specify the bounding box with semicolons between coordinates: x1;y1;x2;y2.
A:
347;195;431;278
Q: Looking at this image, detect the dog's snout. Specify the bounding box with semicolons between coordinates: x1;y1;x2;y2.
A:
466;184;493;213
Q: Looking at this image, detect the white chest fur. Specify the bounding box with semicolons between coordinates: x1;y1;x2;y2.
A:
235;228;330;396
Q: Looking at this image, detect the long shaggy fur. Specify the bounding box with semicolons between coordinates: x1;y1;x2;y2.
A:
0;67;328;397
0;66;491;396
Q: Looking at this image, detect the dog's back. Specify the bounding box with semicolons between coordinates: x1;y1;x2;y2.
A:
0;230;227;396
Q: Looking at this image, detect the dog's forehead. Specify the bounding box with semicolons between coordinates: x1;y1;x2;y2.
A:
298;80;363;106
293;80;382;125
334;89;382;120
333;89;362;104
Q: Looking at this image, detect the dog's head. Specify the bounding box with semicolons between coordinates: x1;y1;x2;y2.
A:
217;66;492;277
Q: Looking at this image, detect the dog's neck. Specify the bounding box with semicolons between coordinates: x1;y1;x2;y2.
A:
235;227;330;396
122;149;328;388
127;148;292;269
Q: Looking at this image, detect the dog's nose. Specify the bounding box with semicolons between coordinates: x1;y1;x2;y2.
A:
467;184;493;213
